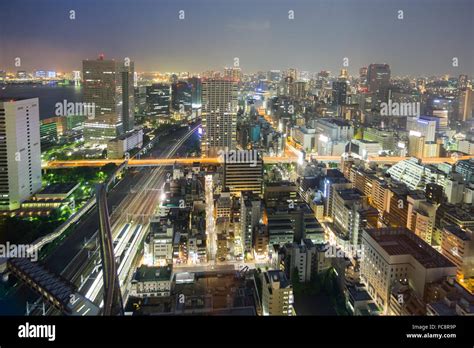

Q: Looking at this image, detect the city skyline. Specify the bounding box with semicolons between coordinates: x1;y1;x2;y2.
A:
1;0;473;76
1;0;474;341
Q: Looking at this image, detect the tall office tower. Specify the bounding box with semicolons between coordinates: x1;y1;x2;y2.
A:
146;84;171;118
426;96;454;127
224;67;242;82
367;63;391;103
286;68;298;81
279;75;294;96
82;55;135;137
289;81;307;99
332;81;348;106
201;79;238;157
134;85;147;118
458;74;469;90
120;64;135;132
188;77;202;108
359;67;368;80
459;88;473;121
261;270;294;316
171;81;192;112
240;191;262;255
0;98;42;210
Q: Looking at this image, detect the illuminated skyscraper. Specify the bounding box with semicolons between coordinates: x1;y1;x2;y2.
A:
458;74;469;90
201;79;238;157
286;68;298;81
224;67;242;82
83;55;135;138
188;77;202;108
367;63;390;103
146;83;171;118
459;88;473;121
171;81;192;112
332;81;348;106
0;98;42;210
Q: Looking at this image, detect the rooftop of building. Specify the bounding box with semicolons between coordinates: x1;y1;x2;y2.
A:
336;188;364;201
265;270;291;288
282;238;317;253
173;272;258;313
407;190;427;201
443;225;472;241
347;284;372;302
365;127;395;136
456;158;474;167
325;168;346;178
266;202;314;215
110;128;143;141
428;300;458;316
443;204;474;222
133;265;172;282
36;183;79;196
364;228;455;269
353;139;379;144
265;181;297;188
318;117;351;127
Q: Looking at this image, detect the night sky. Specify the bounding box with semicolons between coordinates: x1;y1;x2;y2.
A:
1;0;473;76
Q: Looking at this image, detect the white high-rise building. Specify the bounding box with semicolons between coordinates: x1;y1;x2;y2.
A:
201;79;238;157
0;98;42;210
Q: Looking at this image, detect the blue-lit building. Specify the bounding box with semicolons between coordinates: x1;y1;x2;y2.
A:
250;125;261;143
